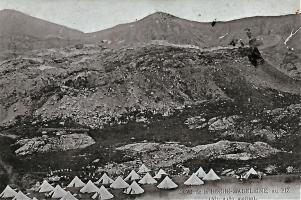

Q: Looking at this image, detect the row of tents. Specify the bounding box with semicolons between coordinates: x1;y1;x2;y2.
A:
0;164;260;200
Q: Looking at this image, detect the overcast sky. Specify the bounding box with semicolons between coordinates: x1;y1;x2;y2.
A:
0;0;300;33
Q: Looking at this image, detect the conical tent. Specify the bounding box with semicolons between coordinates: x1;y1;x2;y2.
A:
184;173;204;185
67;176;85;188
157;176;178;189
49;185;68;198
124;181;144;195
0;185;17;198
92;186;114;200
80;180;99;193
243;168;260;179
153;169;168;179
138;173;157;184
110;176;129;189
124;170;141;181
95;173;114;185
137;164;151;174
60;191;78;200
12;191;31;200
38;180;54;193
203;169;221;181
195;167;207;178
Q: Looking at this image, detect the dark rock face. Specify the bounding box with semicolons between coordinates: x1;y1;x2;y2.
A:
239;46;265;67
248;47;265;67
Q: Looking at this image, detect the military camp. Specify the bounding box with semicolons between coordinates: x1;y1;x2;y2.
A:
1;163;301;200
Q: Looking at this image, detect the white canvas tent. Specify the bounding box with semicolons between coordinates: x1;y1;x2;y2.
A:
203;169;221;181
157;176;178;189
243;168;260;179
184;173;204;185
95;173;114;185
110;176;129;189
67;176;85;188
49;185;67;198
138;172;157;184
60;191;78;200
137;164;151;174
153;169;168;179
12;191;31;200
91;186;114;200
124;181;144;195
38;180;54;193
80;180;99;193
0;185;17;198
124;170;141;181
195;167;207;178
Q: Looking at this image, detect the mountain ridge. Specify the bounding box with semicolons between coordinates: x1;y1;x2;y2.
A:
0;9;300;79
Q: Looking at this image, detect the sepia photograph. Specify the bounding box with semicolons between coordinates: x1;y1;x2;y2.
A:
0;0;300;199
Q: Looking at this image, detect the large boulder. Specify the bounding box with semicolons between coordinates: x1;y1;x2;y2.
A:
116;142;160;153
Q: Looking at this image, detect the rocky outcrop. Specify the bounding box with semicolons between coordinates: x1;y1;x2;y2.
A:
115;140;282;169
184;116;207;129
208;115;240;131
97;160;143;176
15;133;95;156
250;128;287;141
265;104;301;124
192;140;281;160
116;142;195;168
184;115;241;131
116;142;160;153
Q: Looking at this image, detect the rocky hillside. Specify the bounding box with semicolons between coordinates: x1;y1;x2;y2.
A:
0;44;300;129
